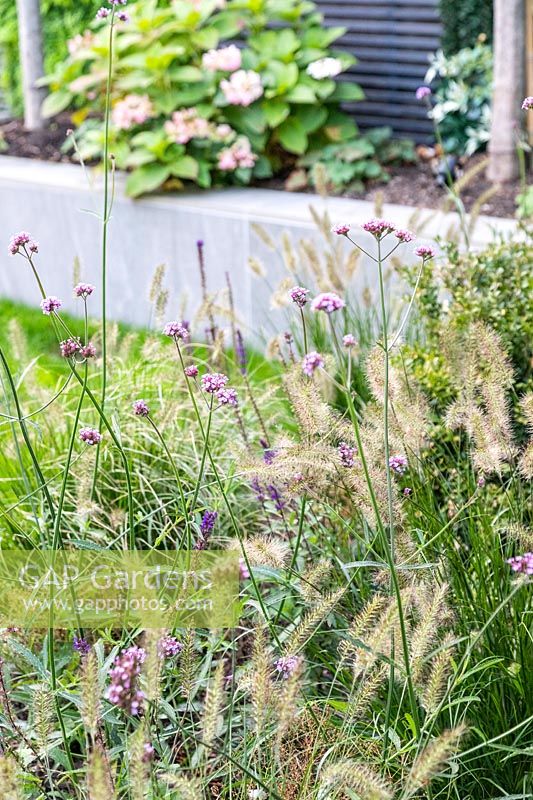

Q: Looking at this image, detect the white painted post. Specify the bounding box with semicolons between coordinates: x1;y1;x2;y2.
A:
16;0;46;130
487;0;526;182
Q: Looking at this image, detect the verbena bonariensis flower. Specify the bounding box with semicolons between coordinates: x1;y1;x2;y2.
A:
331;223;351;236
106;646;146;715
239;557;250;580
216;387;238;406
60;337;81;358
343;334;356;348
275;655;301;677
117;11;128;21
79;427;102;446
521;96;533;111
414;245;436;259
416;86;431;100
202;372;229;393
362;219;396;238
184;365;199;378
163;321;190;341
80;342;97;359
507;553;533;575
395;229;414;243
73;635;90;655
302;351;324;376
236;330;247;374
96;6;109;18
40;296;62;315
158;635;183;658
289;286;310;308
74;282;95;298
403;487;412;496
9;231;38;255
338;441;357;467
389;455;408;475
142;743;155;763
267;483;286;512
133;399;149;417
311;292;345;313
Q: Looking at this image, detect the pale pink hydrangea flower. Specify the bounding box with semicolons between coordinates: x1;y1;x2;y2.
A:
112;95;153;130
332;223;350;236
40;296;62;315
521;96;533;111
79;427;102;445
220;70;263;106
302;351;324;376
218;137;257;170
67;30;94;56
202;44;241;72
311;292;345;314
362;219;396;238
414;245;436;259
164;108;212;144
306;57;343;79
214;123;233;141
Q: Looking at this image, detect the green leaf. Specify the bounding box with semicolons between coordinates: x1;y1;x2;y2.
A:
278;118;308;155
328;81;365;103
263;61;298;94
253;155;274;178
126;163;172;197
170;155;199;180
285;83;316;104
294;105;327;133
168;66;205;83
41;90;73;119
302;26;346;49
224;105;267;135
262;99;290;127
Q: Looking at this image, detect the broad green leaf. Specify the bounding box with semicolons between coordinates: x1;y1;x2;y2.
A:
278;118;308;155
262;99;290;127
170;155;199;180
328;81;365;103
41;90;73;119
169;66;205;83
126;163;172;197
294;105;327;133
262;61;298;94
286;83;316;104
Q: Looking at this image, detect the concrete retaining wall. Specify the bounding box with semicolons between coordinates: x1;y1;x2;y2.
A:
0;156;518;340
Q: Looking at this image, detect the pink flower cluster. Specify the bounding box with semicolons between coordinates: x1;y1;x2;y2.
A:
163;321;190;341
164;108;212;144
522;97;533;111
275;655;301;677
9;232;38;256
289;286;310;308
414;245;436;259
302;351;324;376
184;365;199;378
343;334;356;348
40;296;62;315
106;645;146;715
216;387;238;407
220;70;263;107
362;219;396;238
79;427;102;446
311;292;345;314
416;86;431;100
338;441;357;467
112;94;154;130
67;30;94;56
395;229;414;243
332;223;351;236
81;342;97;359
74;283;95;298
60;337;82;358
201;373;229;393
133;399;149;416
202;44;241;72
507;553;533;575
389;455;408;475
158;635;183;658
218;137;257;171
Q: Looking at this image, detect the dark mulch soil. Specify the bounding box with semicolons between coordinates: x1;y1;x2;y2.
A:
1;116;528;218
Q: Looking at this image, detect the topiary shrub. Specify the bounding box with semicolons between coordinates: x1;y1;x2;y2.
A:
42;0;371;196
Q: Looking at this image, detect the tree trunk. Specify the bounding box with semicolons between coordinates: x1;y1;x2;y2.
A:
487;0;525;182
16;0;45;130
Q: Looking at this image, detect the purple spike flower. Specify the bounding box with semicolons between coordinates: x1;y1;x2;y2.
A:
73;636;90;655
106;646;146;715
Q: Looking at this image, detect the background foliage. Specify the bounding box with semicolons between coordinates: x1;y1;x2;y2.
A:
439;0;493;55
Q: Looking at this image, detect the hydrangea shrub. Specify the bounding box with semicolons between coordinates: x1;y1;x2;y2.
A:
42;0;365;196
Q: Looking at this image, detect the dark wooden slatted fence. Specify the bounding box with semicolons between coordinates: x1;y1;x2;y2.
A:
317;0;443;141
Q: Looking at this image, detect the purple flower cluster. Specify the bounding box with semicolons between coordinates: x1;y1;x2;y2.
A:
289;286;310;308
163;321;190;341
81;342;97;359
275;655;301;677
338;441;357;468
201;373;228;393
343;334;356;348
79;427;102;446
96;7;110;17
311;292;345;314
158;635;183;658
239;557;250;580
40;296;62;315
395;229;415;243
73;636;91;655
389;455;408;475
74;283;95;298
216;387;238;407
185;365;199;378
507;553;533;575
9;232;38;256
60;337;81;358
414;245;436;259
106;645;146;715
133;399;150;417
331;223;351;236
522;96;533;111
195;510;218;550
142;743;155;763
416;86;431;100
302;351;324;376
362;219;396;238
